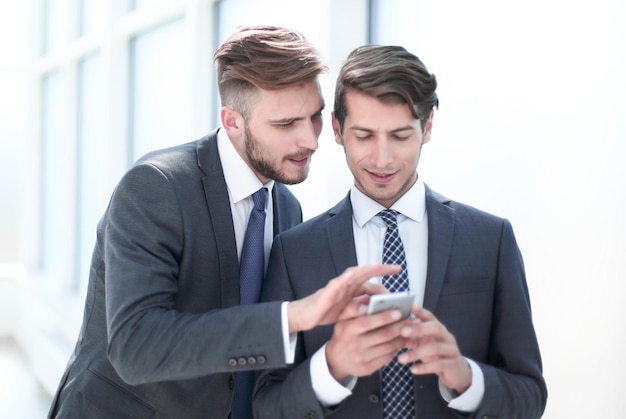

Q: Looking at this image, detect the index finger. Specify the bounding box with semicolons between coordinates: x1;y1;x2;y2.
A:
322;264;399;308
339;264;401;289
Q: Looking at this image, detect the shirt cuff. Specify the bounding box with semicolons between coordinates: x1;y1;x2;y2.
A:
280;302;297;364
310;343;355;407
438;358;484;412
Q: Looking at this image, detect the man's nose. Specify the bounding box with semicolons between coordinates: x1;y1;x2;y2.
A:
371;139;392;167
298;120;320;151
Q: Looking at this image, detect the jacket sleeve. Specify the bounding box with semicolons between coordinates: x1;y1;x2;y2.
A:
471;219;548;419
104;162;286;385
254;235;332;419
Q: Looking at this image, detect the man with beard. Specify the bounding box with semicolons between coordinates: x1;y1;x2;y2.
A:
47;26;397;419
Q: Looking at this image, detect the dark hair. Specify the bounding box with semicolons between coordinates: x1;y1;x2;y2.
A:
333;45;438;131
213;25;327;117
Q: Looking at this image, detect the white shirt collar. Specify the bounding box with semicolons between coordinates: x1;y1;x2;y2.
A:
351;176;426;228
217;128;274;205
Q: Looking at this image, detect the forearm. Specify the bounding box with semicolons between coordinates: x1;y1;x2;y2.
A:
473;220;547;417
108;302;285;385
476;363;547;419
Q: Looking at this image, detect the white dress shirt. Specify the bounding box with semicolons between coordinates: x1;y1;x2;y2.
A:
217;129;296;363
311;178;484;412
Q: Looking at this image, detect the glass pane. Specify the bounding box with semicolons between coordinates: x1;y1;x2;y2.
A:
0;73;27;265
0;2;30;67
131;0;179;11
41;70;75;285
76;53;108;289
79;0;107;37
43;0;63;54
129;18;188;161
369;0;420;45
218;0;322;43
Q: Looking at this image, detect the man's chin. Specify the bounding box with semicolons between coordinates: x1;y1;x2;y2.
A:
278;168;309;185
280;176;307;185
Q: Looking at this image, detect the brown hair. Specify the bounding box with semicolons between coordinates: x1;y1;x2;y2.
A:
333;45;438;131
213;25;327;117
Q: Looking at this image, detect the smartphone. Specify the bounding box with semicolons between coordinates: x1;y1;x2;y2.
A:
367;292;415;318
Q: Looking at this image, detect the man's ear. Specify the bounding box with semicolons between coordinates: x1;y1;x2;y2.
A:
220;107;243;137
331;112;343;145
421;109;434;145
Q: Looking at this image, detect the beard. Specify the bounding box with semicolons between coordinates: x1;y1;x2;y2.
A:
243;124;311;185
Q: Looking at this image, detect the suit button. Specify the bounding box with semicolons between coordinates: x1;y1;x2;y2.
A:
257;355;266;365
247;356;257;365
368;394;380;404
228;358;237;367
229;377;234;390
238;357;247;366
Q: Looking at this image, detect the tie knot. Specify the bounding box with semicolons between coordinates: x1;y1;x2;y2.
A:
378;209;399;229
252;188;267;211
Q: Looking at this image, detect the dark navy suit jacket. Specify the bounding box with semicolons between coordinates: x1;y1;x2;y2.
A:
48;129;302;418
255;187;547;419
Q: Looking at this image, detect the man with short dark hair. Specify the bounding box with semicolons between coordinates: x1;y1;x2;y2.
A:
255;45;547;419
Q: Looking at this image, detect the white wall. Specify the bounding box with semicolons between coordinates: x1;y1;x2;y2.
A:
369;1;626;418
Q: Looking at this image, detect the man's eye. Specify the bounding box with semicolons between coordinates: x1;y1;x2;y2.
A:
277;121;295;129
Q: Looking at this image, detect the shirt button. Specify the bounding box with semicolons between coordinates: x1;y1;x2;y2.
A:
228;377;234;390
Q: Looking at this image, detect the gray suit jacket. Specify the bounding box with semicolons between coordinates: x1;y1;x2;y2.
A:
48;129;303;419
255;187;547;419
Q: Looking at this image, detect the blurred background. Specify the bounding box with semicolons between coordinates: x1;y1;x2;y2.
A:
0;0;624;417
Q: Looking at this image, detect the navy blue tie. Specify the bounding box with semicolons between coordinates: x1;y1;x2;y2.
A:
378;209;416;418
239;188;267;305
232;188;267;419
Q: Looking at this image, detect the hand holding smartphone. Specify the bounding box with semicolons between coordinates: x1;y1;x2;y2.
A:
366;291;415;319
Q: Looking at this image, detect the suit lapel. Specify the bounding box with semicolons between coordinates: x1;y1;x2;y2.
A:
271;185;300;236
271;188;286;236
197;129;240;308
423;185;455;312
306;195;357;353
325;195;359;274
